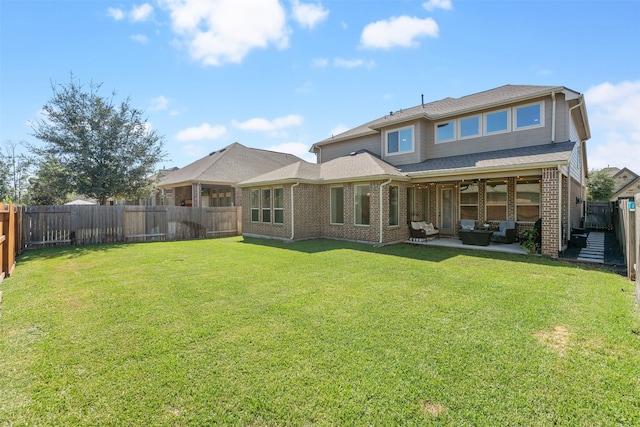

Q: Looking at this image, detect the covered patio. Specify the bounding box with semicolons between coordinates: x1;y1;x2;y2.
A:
406;236;528;255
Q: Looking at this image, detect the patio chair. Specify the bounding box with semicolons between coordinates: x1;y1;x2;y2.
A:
492;220;517;243
459;219;476;231
409;221;440;240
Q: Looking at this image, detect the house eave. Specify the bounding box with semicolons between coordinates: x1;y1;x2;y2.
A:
406;160;570;181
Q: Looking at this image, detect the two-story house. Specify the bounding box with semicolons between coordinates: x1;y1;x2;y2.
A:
238;85;591;258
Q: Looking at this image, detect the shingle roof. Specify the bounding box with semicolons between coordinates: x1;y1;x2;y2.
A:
237;151;406;186
159;142;302;187
399;141;577;176
314;84;576;146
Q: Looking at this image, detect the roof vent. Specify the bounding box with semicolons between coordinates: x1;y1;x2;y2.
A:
349;151;357;156
209;151;216;156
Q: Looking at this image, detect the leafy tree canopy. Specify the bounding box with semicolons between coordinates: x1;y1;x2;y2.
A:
30;75;166;205
587;169;616;201
28;156;71;205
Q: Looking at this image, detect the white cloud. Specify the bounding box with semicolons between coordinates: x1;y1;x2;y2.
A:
131;3;154;22
232;114;303;132
423;0;452;12
176;123;227;141
107;7;125;20
149;96;169;111
108;3;153;22
131;34;149;45
333;57;374;69
291;0;329;29
312;57;329;68
267;142;316;162
160;0;290;66
331;124;349;137
585;80;640;173
361;16;439;49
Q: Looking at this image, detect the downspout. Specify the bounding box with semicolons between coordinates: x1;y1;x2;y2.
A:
379;178;393;244
551;91;556;143
290;182;300;240
558;164;563;254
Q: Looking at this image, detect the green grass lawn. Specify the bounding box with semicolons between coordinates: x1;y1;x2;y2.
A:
1;237;639;426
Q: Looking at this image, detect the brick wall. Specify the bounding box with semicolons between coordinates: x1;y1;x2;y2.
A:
541;167;560;257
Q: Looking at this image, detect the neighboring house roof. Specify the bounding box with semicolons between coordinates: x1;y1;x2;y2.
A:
65;197;97;205
237;151;407;187
312;84;586;149
159;142;302;188
400;141;577;178
611;176;640;200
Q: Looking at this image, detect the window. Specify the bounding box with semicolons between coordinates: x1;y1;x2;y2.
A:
459;181;478;220
485;110;509;134
515;102;543;129
486;179;507;220
261;189;271;223
354;185;370;225
389;185;399;226
330;187;344;224
406;187;415;223
516;177;540;222
386;127;413;154
273;187;284;224
250;189;260;222
435;121;455;143
459;116;480;139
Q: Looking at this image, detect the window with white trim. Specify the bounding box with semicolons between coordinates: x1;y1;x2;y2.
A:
459;116;481;139
485;109;510;134
250;189;260;222
330;186;344;224
389;185;399;226
354;184;370;225
273;187;284;224
261;188;271;223
386;126;413;155
515;102;543;130
435;121;455;143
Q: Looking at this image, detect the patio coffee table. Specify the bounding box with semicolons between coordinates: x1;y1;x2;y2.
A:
459;230;494;246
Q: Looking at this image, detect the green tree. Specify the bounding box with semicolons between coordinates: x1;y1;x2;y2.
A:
28;156;72;205
587;169;616;201
1;140;33;204
30;75;166;205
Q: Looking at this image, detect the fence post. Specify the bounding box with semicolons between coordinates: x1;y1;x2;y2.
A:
3;204;16;277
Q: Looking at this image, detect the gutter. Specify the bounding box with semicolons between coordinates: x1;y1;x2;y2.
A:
551;91;556;143
379;178;393;244
290;182;300;240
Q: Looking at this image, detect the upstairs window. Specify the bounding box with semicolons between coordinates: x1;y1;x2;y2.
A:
515;102;543;129
435;121;455;143
459;116;480;139
386;126;413;154
485;110;509;134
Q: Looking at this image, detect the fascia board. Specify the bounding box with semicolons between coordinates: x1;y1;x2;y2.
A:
406;160;569;180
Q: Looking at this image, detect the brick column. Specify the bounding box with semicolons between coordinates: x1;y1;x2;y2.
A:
541;168;559;257
507;177;516;220
192;183;201;207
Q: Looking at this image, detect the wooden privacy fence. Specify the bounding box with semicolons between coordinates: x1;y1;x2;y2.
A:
23;205;242;249
0;204;21;282
615;197;638;283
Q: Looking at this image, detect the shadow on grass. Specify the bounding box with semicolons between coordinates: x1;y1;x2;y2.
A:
17;242;129;262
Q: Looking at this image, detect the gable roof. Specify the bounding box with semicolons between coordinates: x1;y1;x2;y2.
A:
399;141;578;178
237;151;407;187
312;84;584;148
159;142;302;187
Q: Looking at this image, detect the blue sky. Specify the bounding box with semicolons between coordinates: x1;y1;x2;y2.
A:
1;0;639;174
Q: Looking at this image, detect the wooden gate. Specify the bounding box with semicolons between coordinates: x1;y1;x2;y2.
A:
584;201;614;230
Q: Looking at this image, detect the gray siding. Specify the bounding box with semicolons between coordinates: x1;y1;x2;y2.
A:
426;97;554;160
569;141;583;182
379;119;424;165
319;133;380;162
